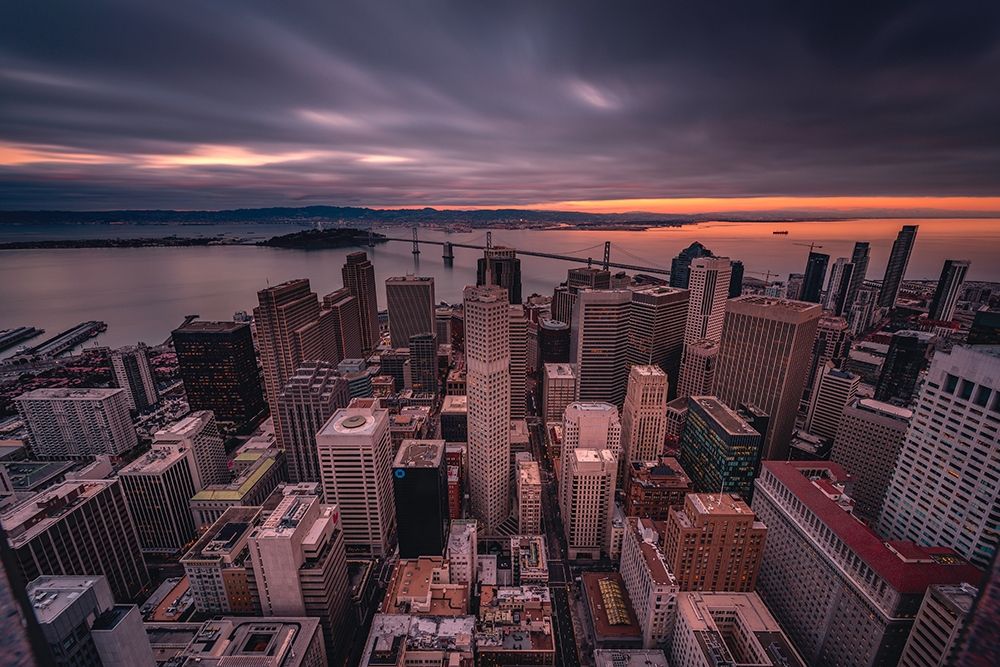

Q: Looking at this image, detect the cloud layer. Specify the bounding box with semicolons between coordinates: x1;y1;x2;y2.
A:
1;1;999;210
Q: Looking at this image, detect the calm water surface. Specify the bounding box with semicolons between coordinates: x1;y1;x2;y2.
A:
1;218;998;352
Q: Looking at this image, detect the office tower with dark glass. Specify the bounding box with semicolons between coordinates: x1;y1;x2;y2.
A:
276;362;349;483
408;332;439;396
392;440;449;558
874;330;935;405
538;318;571;363
572;289;632;406
822;257;854;315
385;275;435;347
477;246;522;304
679;396;763;501
172;320;266;424
714;296;822;460
728;259;744;298
800;251;829;303
669;241;713;289
628;285;688;390
927;259;971;322
118;445;199;555
879;224;919;308
844;241;870;310
342;251;380;352
110;343;159;411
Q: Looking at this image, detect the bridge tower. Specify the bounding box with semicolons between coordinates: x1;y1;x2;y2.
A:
443;241;454;264
367;225;375;247
486;230;493;249
411;226;420;255
603;241;611;270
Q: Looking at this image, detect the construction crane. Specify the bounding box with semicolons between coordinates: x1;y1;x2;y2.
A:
793;241;825;253
746;269;780;284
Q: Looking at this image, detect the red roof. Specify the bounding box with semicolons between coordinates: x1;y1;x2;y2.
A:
763;462;983;594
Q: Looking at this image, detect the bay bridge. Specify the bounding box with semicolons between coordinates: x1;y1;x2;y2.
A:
374;227;673;277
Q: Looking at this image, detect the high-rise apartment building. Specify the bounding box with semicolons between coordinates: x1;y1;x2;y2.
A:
509;305;528;419
677;338;718;399
670;241;713;289
822;257;854;315
392;440;448;558
899;583;978;667
119;445;199;555
464;284;511;533
16;387;137;459
928;259;971;322
621;365;668;475
831;398;912;521
542;363;577;422
561;448;617;560
316;402;397;556
752;461;981;667
275;361;349;483
322;287;365;361
628;285;688;388
662;493;766;592
517;459;542;534
1;480;148;600
572;289;632;406
800;251;830;303
153;410;228;487
538;317;571;363
110;343;159;411
172;320;266;424
619;517;678;648
385;275;435;347
685;257;731;345
342;251;380;351
874;330;936;405
181;506;262;614
714;296;822;460
879;345;1000;568
844;241;870;311
248;484;350;660
561;401;622;463
805;364;859;442
879;224;919;308
477;246;523;304
672;592;806;667
624;457;692;520
679;396;763;500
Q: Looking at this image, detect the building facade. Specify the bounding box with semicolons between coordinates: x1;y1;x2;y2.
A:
119;445;199;555
153;410;228;487
679;396;763;501
561;448;617;560
879;224;919;308
685;257;731;346
275;361;349;483
342;251;380;352
620;365;668;477
392;440;449;558
110;343;159;411
619;517;678;648
385;275;436;347
571;289;632;406
16;387;137;459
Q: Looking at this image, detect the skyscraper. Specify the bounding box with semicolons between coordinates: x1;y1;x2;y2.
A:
275;362;349;483
714;296;822;460
254;279;337;422
830;398;911;521
342;251;380;352
899;583;978;667
561;401;622;463
560;448;617;559
805;315;850;397
874;330;935;405
477;246;522;304
685;257;731;346
153;410;228;487
927;259;971;322
15;387;138;459
118;445;199;555
800;251;829;303
843;241;871;311
628;285;688;389
110;343;159;411
542;363;578;422
670;241;713;289
879;345;1000;568
753;461;980;667
677;339;718;399
621;365;668;474
571;289;632;406
316;402;397;556
537;317;571;363
679;396;763;500
463;285;511;533
322;288;365;361
385;275;435;347
392;440;448;558
662;493;766;592
728;259;744;298
516;459;542;534
509;305;528;419
172;320;266;424
879;224;919;308
805;364;859;442
408;332;439;396
822;257;854;315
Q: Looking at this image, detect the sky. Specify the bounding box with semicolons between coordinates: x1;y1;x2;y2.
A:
1;1;999;213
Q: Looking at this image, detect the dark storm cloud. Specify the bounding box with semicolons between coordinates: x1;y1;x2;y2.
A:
0;0;998;209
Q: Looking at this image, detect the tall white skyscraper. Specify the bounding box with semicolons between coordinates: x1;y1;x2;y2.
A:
621;366;668;474
153;410;228;488
805;364;859;442
560;448;617;559
561;401;622;463
464;285;511;533
571;289;632;406
879;345;1000;568
509;305;528;420
316;401;397;556
684;257;732;346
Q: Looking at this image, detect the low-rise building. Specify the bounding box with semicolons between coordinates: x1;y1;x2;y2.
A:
360;613;475;666
511;535;549;584
477;586;556;666
624;457;692;520
162;616;326;667
582;572;643;649
381;556;469;616
593;649;668;667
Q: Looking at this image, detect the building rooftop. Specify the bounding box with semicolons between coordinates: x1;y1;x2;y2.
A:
511;535;548;575
629;457;692;487
182;507;260;562
1;459;76;492
120;445;190;475
730;294;823;313
630;364;666;377
518;460;541;486
855;398;914;421
173;320;247;334
688;493;756;517
362;614;476;665
381;557;469;616
27;576;106;624
394;440;445;468
191;453;277;502
567;401;618;413
155;411;213;440
441;395;468;413
318;405;386;438
582;572;643;643
690;396;760;437
2;480;112;545
544;363;577;378
762;462;983;593
168;616;323;666
629;518;676;586
16;387;124;401
593;649;669;667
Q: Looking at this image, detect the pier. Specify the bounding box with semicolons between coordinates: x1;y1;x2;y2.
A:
19;321;107;358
